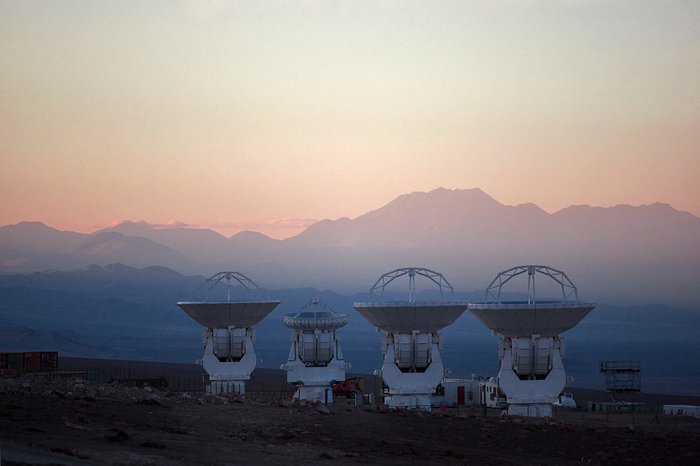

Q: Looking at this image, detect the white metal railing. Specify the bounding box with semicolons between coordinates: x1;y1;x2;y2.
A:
283;314;348;329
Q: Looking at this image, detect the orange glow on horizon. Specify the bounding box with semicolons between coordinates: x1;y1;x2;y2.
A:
1;1;698;233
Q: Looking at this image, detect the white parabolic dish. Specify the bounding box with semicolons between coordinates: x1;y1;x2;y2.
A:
177;301;280;329
468;301;595;337
353;301;468;333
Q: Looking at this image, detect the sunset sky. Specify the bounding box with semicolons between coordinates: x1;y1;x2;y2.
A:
1;0;698;239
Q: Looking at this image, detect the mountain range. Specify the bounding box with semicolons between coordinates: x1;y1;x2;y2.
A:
2;188;699;307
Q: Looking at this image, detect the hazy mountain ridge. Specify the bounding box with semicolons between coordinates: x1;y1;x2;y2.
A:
96;221;240;264
0;326;116;358
2;188;699;306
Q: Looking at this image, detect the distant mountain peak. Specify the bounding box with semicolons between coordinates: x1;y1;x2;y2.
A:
230;230;274;240
115;220;150;226
101;220;158;232
554;201;694;218
102;262;137;273
429;186;488;196
415;187;501;205
228;230;280;248
78;231;154;254
3;221;60;233
360;187;504;220
399;187;494;200
509;202;549;217
102;219;204;233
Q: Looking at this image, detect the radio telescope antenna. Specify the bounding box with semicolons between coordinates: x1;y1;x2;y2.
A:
469;264;595;417
354;266;467;410
178;271;280;396
281;298;350;403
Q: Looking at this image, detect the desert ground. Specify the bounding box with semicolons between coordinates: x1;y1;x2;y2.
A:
1;359;699;465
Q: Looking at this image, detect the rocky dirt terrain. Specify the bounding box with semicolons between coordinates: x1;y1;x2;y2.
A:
1;375;699;466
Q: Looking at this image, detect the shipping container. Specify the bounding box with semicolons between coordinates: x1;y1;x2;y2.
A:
41;351;58;370
0;351;58;376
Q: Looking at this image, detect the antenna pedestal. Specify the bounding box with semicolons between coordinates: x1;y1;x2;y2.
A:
496;335;567;417
200;327;257;395
377;332;445;410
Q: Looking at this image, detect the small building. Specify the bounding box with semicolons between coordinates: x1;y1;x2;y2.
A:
432;376;505;408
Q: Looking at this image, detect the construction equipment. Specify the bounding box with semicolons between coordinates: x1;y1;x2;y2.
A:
333;377;364;398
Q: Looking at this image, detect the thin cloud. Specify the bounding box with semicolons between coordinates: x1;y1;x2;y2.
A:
156;220;192;229
264;217;318;229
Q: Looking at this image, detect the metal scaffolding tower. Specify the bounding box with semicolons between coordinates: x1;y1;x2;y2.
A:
600;360;641;400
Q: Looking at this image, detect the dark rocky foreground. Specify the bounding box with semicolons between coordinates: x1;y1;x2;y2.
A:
1;376;699;466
